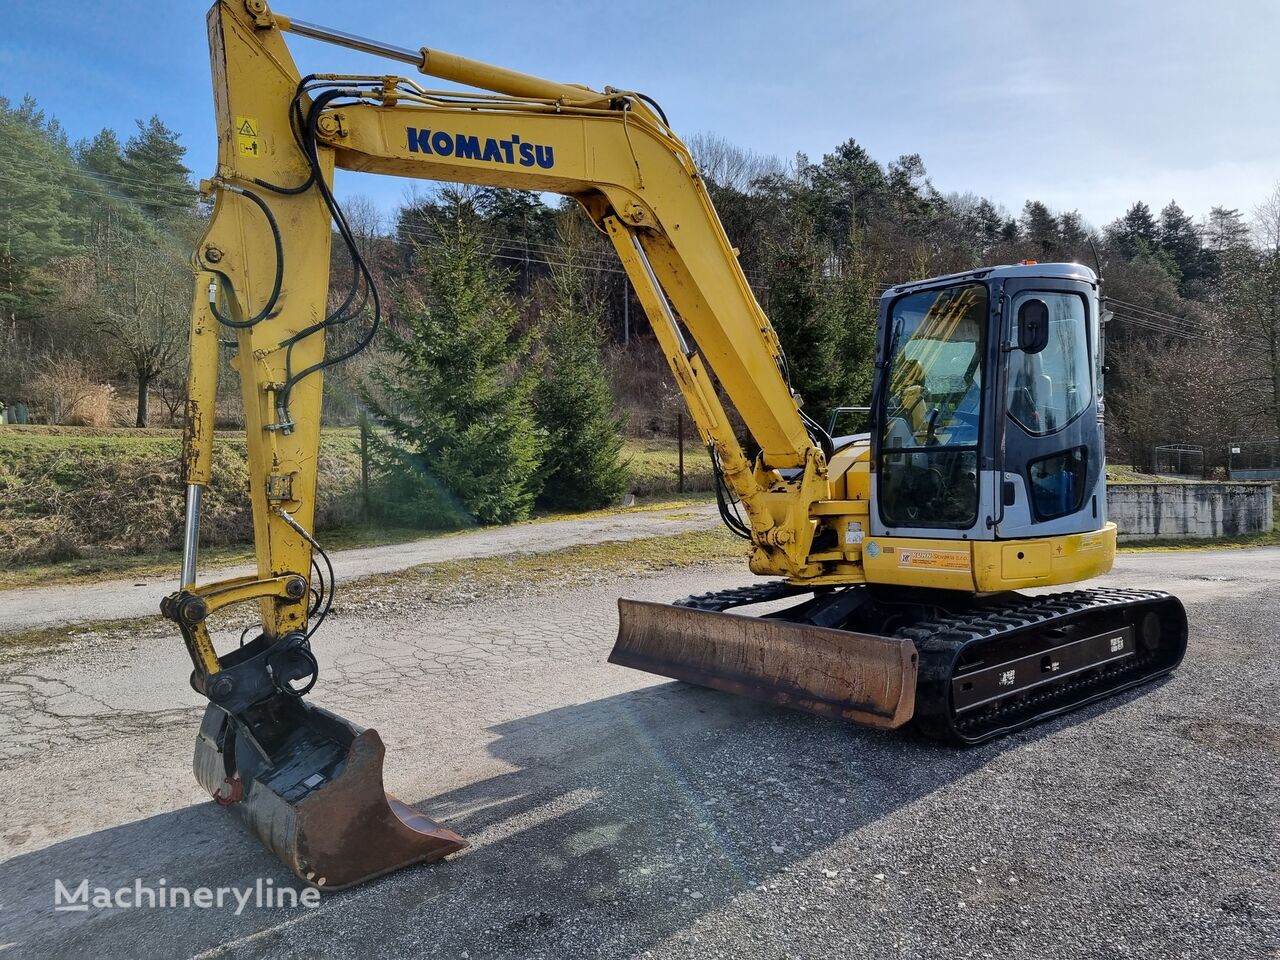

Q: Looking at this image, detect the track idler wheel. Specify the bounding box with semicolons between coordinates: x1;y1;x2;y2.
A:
194;697;466;890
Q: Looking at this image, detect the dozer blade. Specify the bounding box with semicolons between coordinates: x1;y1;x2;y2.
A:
194;696;466;891
611;599;918;729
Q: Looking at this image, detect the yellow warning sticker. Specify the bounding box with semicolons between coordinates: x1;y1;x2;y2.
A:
235;116;260;158
896;548;970;571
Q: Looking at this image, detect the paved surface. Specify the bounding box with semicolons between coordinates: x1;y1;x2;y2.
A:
0;504;720;632
0;546;1276;959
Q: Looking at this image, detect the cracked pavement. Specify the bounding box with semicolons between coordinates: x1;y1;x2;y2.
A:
0;545;1276;959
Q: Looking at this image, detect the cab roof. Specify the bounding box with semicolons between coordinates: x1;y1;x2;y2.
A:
881;262;1098;301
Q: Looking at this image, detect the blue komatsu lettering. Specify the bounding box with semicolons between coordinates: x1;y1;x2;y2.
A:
407;127;433;154
406;127;554;168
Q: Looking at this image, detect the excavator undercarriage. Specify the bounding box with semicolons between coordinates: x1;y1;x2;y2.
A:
614;584;1188;746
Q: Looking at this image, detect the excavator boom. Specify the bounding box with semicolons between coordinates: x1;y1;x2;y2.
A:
166;1;1187;890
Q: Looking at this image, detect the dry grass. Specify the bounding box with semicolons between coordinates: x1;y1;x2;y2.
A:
0;425;366;569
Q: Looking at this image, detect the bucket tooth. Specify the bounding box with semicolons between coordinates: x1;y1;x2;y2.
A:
195;700;466;891
610;599;918;729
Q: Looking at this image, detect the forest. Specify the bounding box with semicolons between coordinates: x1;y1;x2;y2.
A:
2;92;1278;514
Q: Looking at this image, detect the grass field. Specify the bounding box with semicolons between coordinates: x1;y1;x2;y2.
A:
0;425;714;581
3;425;1272;584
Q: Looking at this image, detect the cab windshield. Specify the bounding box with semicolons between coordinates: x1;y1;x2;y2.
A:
880;283;987;528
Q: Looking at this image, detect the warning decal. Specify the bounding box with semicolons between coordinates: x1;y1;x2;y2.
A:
896;548;970;571
235;116;261;158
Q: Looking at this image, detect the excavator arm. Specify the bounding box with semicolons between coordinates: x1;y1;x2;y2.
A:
165;0;866;891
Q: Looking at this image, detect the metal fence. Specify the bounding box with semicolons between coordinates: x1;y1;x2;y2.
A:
1152;444;1205;478
1228;438;1280;481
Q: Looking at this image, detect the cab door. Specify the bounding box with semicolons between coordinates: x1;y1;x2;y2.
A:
995;279;1107;539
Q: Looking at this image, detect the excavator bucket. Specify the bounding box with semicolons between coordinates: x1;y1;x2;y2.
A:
610;599;918;729
194;697;466;890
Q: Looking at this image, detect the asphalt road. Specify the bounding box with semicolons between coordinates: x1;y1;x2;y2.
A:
0;546;1276;959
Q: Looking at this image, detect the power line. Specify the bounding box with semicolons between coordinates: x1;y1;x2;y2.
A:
2;157;198;201
0;174;198;211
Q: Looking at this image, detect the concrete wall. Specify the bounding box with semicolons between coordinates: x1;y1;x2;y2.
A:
1106;482;1275;541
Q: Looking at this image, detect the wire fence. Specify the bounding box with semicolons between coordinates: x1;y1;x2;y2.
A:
1228;438;1280;481
1152;443;1205;478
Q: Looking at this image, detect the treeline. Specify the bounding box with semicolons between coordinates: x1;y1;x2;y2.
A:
4;92;1279;491
0;95;200;428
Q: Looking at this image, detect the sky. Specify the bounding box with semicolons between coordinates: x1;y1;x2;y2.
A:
3;0;1277;232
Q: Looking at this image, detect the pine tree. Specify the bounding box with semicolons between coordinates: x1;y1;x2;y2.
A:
764;212;842;418
121;116;196;222
1021;200;1060;257
1106;202;1158;259
819;227;880;411
1157;200;1202;293
1058;210;1089;255
78;128;127;181
971;198;1004;250
0;97;80;324
366;193;542;525
532;229;628;510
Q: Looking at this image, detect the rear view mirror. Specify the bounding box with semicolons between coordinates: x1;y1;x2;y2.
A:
1017;298;1050;354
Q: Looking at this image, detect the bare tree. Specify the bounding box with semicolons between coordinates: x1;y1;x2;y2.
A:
77;226;188;427
686;132;786;192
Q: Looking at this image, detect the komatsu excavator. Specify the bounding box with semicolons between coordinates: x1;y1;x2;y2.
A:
165;0;1188;890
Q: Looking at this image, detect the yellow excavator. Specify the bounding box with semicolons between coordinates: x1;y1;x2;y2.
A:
164;0;1188;890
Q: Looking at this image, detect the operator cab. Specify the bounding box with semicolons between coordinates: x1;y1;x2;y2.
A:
869;262;1105;542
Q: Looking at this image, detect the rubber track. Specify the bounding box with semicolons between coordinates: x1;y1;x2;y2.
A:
893;587;1185;745
674;580;809;611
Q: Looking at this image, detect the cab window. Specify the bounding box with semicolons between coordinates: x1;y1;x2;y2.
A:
880;283;986;528
1007;292;1091;436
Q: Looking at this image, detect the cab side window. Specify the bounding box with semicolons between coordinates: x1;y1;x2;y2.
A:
1007;293;1091;436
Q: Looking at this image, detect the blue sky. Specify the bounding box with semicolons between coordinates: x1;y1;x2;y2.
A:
3;0;1277;230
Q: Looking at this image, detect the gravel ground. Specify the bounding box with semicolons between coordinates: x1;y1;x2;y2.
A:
0;546;1275;959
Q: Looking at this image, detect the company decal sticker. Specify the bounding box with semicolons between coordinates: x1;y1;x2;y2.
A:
896;548;971;571
1079;532;1105;552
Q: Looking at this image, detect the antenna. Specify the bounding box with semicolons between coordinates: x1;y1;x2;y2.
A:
1088;236;1103;283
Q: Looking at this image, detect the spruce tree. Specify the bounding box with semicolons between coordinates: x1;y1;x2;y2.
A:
532;233;628;510
1157;200;1203;293
764;211;842;417
366;193;542;526
819;227;880;413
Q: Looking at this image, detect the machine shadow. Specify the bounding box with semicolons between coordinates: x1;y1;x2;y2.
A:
0;678;1162;959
